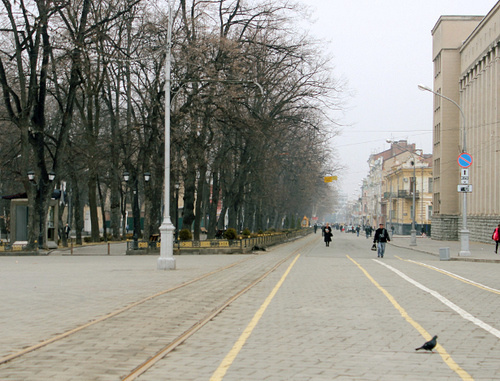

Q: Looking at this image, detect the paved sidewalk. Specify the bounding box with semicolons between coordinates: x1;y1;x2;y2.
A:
48;237;500;262
48;242;128;256
389;234;500;262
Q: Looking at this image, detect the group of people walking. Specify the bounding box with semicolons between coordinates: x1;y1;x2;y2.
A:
318;222;390;257
316;221;500;257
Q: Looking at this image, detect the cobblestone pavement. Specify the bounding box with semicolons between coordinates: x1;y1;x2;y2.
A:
1;232;499;380
388;234;500;262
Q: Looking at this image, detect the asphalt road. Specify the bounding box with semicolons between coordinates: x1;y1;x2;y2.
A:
1;232;499;380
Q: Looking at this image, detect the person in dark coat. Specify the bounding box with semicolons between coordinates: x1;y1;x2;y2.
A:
373;223;390;258
324;223;333;247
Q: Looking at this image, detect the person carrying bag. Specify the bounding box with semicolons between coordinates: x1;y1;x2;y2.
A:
373;223;390;258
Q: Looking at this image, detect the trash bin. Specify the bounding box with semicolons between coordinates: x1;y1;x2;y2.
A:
439;247;450;261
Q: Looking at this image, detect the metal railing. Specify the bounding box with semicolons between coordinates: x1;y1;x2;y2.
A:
126;228;312;253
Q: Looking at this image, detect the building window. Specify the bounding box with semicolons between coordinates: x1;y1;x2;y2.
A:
428;178;433;193
433;193;440;214
428;206;433;219
434;53;441;77
434;123;441;144
434;158;440;177
412;177;417;193
434;88;442;111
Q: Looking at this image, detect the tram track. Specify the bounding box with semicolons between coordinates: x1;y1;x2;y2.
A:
0;236;313;380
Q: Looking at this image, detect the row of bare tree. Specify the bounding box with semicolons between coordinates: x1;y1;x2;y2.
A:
0;0;343;248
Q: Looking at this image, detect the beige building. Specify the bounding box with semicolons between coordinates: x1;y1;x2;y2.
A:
362;141;433;235
384;152;433;236
430;2;500;242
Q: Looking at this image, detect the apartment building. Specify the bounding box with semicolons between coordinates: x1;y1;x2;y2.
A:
361;141;433;234
430;1;500;241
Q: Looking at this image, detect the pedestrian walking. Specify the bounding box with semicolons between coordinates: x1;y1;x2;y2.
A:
373;223;390;258
324;223;333;247
63;223;71;240
492;223;500;253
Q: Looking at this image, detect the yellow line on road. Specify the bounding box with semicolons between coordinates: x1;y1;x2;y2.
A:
210;254;301;381
347;255;473;381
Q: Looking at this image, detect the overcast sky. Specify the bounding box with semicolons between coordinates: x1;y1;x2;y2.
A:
300;0;497;199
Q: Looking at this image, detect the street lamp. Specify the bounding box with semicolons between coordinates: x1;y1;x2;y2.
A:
386;140;417;246
28;170;56;249
418;84;470;256
123;171;151;249
174;182;180;242
158;0;176;270
123;171;139;249
156;1;263;270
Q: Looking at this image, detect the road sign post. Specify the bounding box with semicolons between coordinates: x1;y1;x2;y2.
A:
457;153;472;257
457;152;473;168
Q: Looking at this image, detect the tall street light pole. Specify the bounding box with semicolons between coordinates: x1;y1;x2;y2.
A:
158;0;176;270
418;84;470;256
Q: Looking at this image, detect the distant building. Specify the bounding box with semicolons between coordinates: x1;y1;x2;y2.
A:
430;2;500;241
384;150;433;236
362;140;433;235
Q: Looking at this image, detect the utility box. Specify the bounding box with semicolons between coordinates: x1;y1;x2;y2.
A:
439;247;450;261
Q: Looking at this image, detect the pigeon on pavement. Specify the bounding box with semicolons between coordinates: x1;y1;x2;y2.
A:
415;335;438;352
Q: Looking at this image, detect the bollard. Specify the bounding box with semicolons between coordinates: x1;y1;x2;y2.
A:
108;242;110;255
439;247;450;261
71;241;73;255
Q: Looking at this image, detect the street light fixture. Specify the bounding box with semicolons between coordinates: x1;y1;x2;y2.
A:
156;1;263;269
174;182;180;242
28;170;56;249
157;0;177;270
386;140;417;246
123;171;145;250
418;84;470;256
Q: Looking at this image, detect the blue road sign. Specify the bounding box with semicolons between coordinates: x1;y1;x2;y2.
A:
457;152;473;168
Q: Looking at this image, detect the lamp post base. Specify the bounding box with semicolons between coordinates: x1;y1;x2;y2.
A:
157;256;176;270
410;229;417;246
157;219;176;270
459;229;471;256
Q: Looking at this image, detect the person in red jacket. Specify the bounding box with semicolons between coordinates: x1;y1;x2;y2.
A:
492;224;500;254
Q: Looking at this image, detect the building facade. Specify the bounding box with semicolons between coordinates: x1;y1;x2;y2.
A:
384;154;433;236
361;141;433;234
430;2;500;241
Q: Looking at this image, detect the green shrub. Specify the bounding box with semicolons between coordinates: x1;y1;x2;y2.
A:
179;229;192;241
224;228;238;240
242;228;251;237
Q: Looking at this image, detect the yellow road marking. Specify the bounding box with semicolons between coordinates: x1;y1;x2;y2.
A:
210;254;301;381
347;255;473;381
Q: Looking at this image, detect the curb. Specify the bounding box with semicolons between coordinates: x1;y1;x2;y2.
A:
389;242;500;263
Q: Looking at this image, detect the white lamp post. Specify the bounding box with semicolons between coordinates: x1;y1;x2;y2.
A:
158;0;176;270
418;84;470;256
